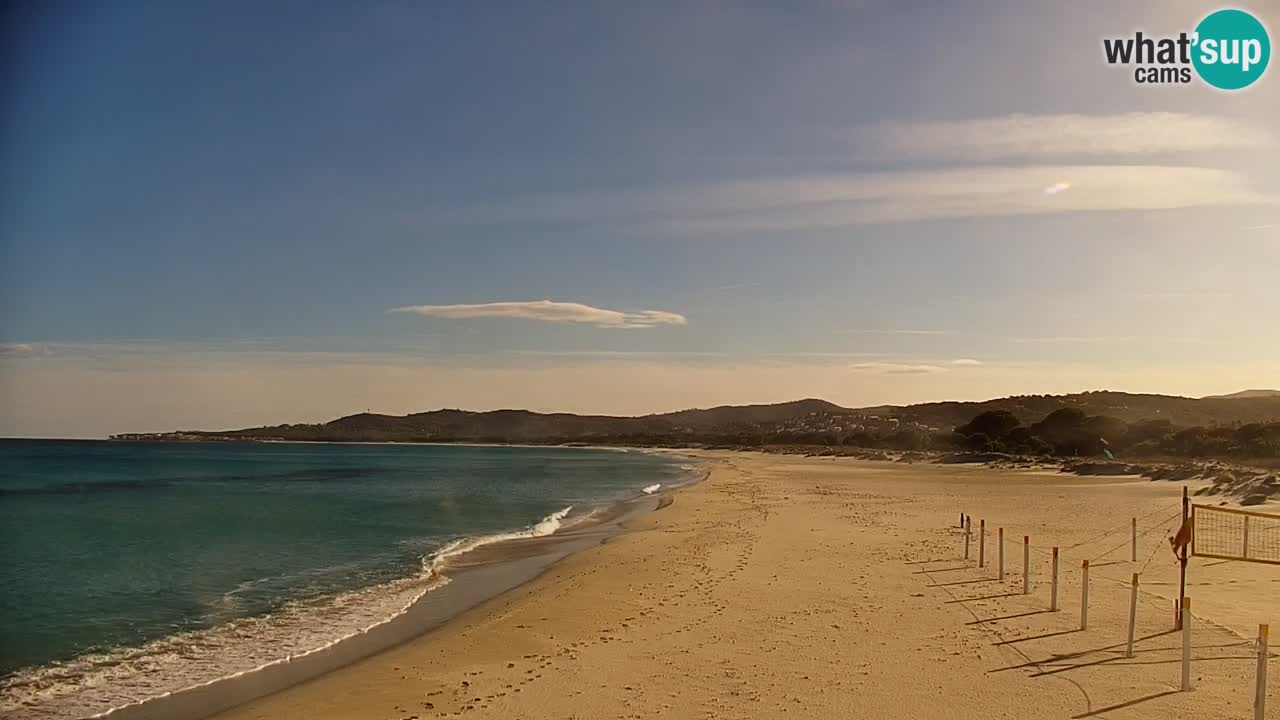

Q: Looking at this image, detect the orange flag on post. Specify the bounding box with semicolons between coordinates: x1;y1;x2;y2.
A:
1168;516;1192;559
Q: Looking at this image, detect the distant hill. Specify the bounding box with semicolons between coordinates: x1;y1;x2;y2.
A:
875;391;1280;429
114;391;1280;444
648;398;849;428
1202;389;1280;400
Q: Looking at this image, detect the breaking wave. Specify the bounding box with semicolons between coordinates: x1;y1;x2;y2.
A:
0;506;579;720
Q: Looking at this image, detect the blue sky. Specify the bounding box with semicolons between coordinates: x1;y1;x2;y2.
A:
2;1;1278;436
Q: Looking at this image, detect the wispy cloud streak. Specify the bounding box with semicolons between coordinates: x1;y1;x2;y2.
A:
391;300;687;329
414;113;1274;231
867;113;1274;162
849;361;948;375
845;329;953;336
419;166;1275;231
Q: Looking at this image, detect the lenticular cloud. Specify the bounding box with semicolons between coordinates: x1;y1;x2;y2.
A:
390;300;687;329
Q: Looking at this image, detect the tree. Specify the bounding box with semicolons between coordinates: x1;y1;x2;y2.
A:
1023;408;1128;456
1127;418;1175;446
962;432;996;452
889;427;930;451
1083;415;1128;445
1162;426;1231;457
1006;426;1051;454
956;410;1021;441
1030;408;1087;438
1233;423;1280;457
1029;408;1089;455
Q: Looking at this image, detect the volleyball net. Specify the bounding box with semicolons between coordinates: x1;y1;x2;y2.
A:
1191;504;1280;566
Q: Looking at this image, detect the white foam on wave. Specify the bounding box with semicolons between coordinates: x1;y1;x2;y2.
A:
0;571;444;720
642;483;662;495
0;507;579;720
423;505;573;574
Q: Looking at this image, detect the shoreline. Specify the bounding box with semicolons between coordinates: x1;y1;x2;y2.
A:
210;452;1278;720
1;451;705;720
90;495;661;720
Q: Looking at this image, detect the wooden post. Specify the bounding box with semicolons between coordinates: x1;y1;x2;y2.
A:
964;522;971;560
1257;624;1270;720
1080;560;1089;630
1181;596;1192;691
1126;573;1138;658
979;519;985;569
1023;536;1030;595
1131;517;1137;562
1050;547;1059;611
998;528;1005;581
960;512;965;528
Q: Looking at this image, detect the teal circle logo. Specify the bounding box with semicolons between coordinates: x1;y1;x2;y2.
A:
1192;9;1271;90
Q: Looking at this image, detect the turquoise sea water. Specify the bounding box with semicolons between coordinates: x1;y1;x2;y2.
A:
0;440;691;717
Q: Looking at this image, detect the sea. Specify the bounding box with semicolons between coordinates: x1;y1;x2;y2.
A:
0;440;698;719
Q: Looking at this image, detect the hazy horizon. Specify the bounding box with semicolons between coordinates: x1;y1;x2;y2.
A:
10;386;1280;440
3;2;1279;438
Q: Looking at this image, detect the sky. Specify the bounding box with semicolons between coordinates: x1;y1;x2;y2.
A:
2;0;1278;437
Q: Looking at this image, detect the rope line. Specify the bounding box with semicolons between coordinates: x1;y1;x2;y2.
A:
1139;513;1184;573
1087;511;1183;563
979;507;1183;570
1061;501;1182;551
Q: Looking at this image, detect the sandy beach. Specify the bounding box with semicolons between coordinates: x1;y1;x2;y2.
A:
213;452;1279;720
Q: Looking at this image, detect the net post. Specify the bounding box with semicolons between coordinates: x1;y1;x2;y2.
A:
1079;560;1089;630
1181;596;1192;691
1049;547;1059;611
998;528;1004;581
1257;624;1270;720
1126;572;1138;658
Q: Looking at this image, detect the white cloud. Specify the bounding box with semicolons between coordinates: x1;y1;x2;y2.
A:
1135;291;1232;300
421;165;1275;231
951;358;983;366
671;166;1275;230
1013;336;1124;344
411;113;1274;231
512;350;725;358
390;300;687;329
849;361;947;375
868;113;1274;162
1013;335;1215;346
845;329;952;336
0;343;50;357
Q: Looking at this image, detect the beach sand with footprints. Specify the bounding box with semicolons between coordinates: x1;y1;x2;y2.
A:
213;452;1279;720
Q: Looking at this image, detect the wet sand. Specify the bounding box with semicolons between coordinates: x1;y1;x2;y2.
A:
213;452;1279;720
